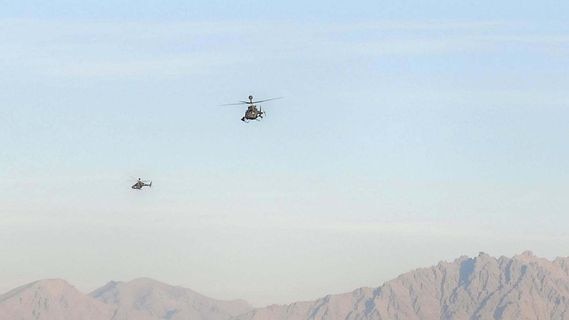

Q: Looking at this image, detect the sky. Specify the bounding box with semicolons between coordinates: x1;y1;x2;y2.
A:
0;0;569;306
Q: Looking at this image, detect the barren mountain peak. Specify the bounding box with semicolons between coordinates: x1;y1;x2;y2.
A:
0;278;75;302
0;278;113;320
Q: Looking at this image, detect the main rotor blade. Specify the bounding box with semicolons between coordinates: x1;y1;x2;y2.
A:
251;97;283;104
219;102;249;106
219;97;282;106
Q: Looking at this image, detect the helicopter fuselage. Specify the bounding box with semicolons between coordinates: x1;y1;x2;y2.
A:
242;105;264;121
131;180;152;189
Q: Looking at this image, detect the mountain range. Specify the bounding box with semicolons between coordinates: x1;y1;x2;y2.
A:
2;251;569;320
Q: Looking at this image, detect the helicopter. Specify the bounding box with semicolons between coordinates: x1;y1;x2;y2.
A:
131;178;152;190
221;95;282;122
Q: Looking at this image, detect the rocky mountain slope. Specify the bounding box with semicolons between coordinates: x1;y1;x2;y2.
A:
238;251;569;320
3;252;569;320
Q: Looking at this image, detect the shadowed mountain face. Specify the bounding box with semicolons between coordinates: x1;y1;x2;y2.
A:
3;252;569;320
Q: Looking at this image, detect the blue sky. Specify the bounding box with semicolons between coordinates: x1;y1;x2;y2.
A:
1;0;568;306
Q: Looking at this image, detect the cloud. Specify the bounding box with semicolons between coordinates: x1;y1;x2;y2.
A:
0;18;567;79
318;20;507;33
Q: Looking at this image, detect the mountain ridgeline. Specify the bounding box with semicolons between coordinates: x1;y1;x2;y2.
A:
2;252;569;320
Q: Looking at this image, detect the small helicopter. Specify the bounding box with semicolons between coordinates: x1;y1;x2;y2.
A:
221;95;282;122
131;178;152;190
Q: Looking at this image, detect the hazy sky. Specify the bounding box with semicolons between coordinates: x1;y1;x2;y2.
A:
1;0;568;306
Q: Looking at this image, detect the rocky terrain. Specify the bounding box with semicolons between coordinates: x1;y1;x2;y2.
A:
2;251;569;320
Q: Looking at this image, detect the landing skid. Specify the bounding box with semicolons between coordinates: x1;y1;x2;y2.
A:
241;117;261;122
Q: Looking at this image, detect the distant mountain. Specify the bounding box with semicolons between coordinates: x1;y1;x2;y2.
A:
238;251;569;320
3;252;569;319
0;278;251;320
0;279;113;320
89;277;252;320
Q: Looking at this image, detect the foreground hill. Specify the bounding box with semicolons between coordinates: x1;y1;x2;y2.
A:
3;252;569;319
